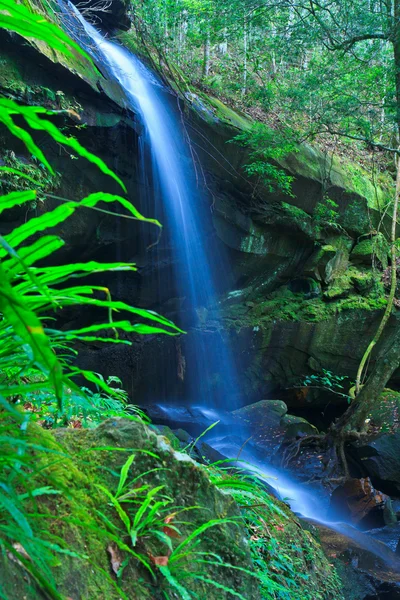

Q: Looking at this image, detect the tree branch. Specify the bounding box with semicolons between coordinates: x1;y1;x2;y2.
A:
330;32;388;50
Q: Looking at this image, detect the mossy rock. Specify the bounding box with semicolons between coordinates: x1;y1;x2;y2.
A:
281;414;319;439
0;417;347;599
351;239;374;264
0;418;260;600
233;399;288;425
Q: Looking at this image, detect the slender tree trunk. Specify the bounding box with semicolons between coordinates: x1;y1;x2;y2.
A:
219;27;228;55
346;2;400;427
242;13;248;96
355;156;400;393
336;322;400;431
203;27;210;78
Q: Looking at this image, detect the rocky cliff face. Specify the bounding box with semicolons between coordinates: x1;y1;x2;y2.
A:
0;10;394;412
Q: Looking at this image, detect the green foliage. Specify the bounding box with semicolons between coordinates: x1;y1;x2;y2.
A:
0;0;92;60
0;151;60;200
232;124;296;196
301;369;351;402
207;462;343;599
8;370;142;429
0;401;83;599
313;196;340;229
0;98;126;190
0;2;184;596
97;453;253;599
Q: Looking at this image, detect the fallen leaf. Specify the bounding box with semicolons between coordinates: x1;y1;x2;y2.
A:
164;513;177;524
163;512;179;538
107;544;122;575
163;525;180;538
150;555;169;566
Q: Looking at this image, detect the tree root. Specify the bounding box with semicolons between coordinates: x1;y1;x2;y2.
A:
281;434;324;469
281;426;371;482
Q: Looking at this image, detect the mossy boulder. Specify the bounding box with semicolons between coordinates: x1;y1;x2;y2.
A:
351;390;400;495
0;417;346;600
0;418;260;599
351;239;374;264
232;399;287;431
280;414;318;440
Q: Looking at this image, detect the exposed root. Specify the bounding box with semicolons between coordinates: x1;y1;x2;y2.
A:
336;438;350;479
281;426;371;482
281;434;324;469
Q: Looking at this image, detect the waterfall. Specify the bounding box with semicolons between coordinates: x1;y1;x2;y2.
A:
67;7;241;410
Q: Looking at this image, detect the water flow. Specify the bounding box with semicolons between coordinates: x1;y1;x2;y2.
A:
70;10;240;408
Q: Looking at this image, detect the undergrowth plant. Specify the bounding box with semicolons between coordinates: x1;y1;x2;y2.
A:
231;123;296;197
207;460;340;599
17;372;141;428
0;1;181;595
98;454;258;600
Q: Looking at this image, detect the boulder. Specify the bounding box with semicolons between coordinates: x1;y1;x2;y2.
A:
0;418;260;600
308;520;400;600
351;239;374;265
233;399;288;424
232;399;288;454
280;414;318;440
351;390;400;495
328;478;396;529
352;432;400;495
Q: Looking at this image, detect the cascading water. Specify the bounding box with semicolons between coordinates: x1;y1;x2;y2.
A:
69;8;241;410
57;7;400;567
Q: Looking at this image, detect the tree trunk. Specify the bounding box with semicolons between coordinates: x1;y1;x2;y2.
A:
394;0;400;131
218;27;228;55
242;14;248;96
344;0;400;429
203;28;210;78
335;322;400;431
355;154;400;392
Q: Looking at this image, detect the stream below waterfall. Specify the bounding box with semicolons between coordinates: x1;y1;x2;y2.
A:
60;3;400;582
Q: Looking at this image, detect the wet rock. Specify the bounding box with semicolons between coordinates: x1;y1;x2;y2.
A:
352;432;400;496
280;414;319;440
308;520;400;599
195;442;227;465
329;478;396;530
173;428;192;445
232;400;319;454
233;399;288;424
232;400;287;453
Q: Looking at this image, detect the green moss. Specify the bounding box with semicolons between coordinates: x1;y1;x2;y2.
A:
351;239;373;256
254;495;344;600
342;197;374;234
200;94;253;130
223;270;386;329
1;414;345;600
323;267;378;299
